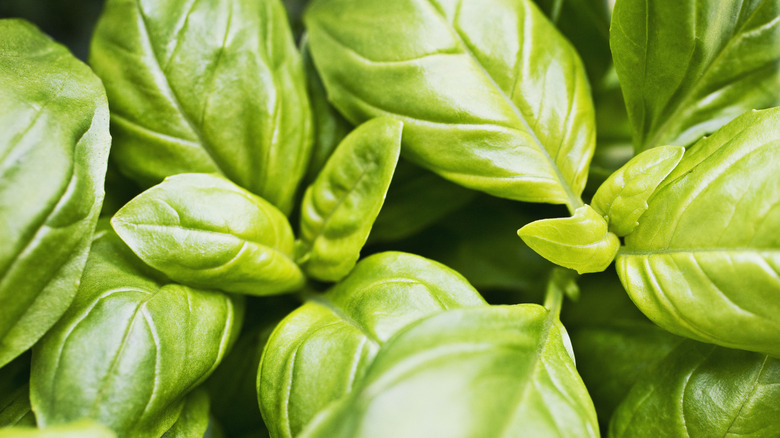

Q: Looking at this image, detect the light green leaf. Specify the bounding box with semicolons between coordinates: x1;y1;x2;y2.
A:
30;226;244;438
0;19;111;368
0;420;117;438
298;117;403;282
161;390;210;438
518;204;620;274
258;252;485;438
305;0;595;211
610;341;780;437
299;305;599;438
617;108;780;356
611;0;780;151
90;0;312;214
592;145;685;236
112;173;303;296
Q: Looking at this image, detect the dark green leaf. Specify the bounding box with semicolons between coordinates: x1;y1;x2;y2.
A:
611;0;780;151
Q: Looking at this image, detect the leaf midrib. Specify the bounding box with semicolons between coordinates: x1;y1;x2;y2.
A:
641;0;769;149
427;0;583;212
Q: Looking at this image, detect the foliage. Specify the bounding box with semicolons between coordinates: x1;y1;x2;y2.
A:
1;0;779;436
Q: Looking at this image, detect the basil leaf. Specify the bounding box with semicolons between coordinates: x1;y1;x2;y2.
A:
300;305;599;438
305;0;595;210
0;19;111;368
617;108;780;356
112;173;303;296
301;36;352;184
90;0;312;214
0;420;117;438
534;0;612;83
610;341;780;437
258;252;485;438
30;226;244;438
297;117;403;282
592;145;685;236
161;389;210;438
518;205;620;274
611;0;780;151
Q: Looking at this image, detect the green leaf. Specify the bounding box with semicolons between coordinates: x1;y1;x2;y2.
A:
90;0;312;214
0;420;117;438
518;204;620;274
258;252;485;438
0;19;111;368
610;341;780;437
534;0;613;83
112;173;303;296
305;0;595;211
30;225;244;438
617;108;780;356
0;353;34;427
301;35;352;184
611;0;780;151
298;117;403;282
299;305;599;438
161;390;210;438
561;272;685;424
367;159;476;245
592;145;685;236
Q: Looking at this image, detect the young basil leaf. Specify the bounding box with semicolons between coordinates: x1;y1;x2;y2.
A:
161;389;210;438
0;19;111;368
112;173;303;296
30;226;244;438
610;341;780;437
0;420;117;438
518;205;620;274
617;108;780;356
258;252;486;438
299;305;599;438
90;0;312;214
297;117;403;282
305;0;595;211
301;35;352;184
611;0;780;151
591;145;685;236
367;159;476;245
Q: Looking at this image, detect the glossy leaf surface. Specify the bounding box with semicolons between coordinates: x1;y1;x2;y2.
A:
519;205;619;274
0;19;111;368
30;226;243;438
161;390;210;438
90;0;312;213
592;145;684;236
611;0;780;151
298;118;402;282
112;173;303;296
305;0;595;210
258;252;485;438
300;305;599;438
611;341;780;437
617;108;780;356
0;420;117;438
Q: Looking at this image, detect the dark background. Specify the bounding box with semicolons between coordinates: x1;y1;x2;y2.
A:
0;0;310;60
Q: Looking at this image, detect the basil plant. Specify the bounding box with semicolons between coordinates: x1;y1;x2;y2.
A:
1;0;779;436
